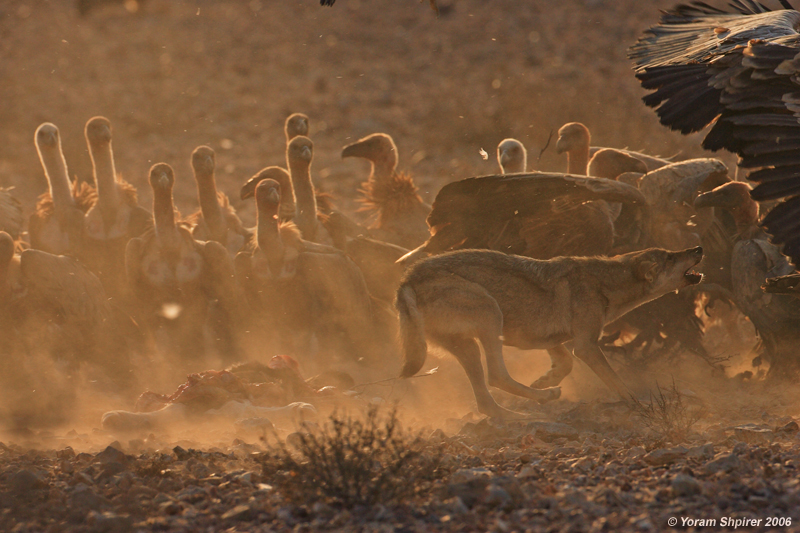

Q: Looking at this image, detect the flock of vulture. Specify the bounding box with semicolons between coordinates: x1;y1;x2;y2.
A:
4;0;800;424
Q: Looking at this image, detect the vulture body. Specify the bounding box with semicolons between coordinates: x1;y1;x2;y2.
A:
235;176;386;366
125;164;244;364
0;231;134;384
81;117;152;296
400;172;647;265
630;1;800;268
29;123;92;256
694;181;800;378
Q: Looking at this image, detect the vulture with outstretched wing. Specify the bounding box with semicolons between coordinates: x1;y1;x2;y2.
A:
630;0;800;267
400;172;647;265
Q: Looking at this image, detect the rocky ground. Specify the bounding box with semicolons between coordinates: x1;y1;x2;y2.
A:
3;384;800;533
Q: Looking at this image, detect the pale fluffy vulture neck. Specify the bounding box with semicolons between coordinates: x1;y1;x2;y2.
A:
149;164;180;250
35;123;75;210
255;180;286;276
192;146;225;243
286;136;318;241
85;117;121;220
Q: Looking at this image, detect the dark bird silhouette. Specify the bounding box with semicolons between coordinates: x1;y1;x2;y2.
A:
630;0;800;268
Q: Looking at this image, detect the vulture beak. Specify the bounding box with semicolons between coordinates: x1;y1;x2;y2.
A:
300;145;312;161
694;188;737;209
240;178;260;200
555;136;568;154
341;140;369;160
94;124;112;143
499;150;512;167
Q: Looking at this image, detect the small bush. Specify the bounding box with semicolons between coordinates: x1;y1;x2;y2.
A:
630;380;704;443
258;406;442;508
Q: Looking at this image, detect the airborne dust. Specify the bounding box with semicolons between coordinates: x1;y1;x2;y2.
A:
1;1;800;532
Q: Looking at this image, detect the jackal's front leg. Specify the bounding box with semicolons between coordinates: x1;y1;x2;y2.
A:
531;344;574;389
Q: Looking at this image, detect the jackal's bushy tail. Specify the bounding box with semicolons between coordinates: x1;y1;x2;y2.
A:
396;284;428;378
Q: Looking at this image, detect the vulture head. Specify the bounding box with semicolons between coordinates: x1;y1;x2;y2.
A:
497;138;527;174
556;122;590;155
285;113;310;141
341;133;398;175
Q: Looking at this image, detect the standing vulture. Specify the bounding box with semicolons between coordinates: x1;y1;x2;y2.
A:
630;0;800;268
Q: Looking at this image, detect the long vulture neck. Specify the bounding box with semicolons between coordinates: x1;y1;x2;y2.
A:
732;198;760;239
153;187;180;250
256;203;285;276
370;153;398;185
39;144;74;210
567;142;589;176
195;169;225;243
288;156;318;241
89;139;121;219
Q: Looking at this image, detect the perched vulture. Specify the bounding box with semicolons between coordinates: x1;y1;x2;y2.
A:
630;0;800;268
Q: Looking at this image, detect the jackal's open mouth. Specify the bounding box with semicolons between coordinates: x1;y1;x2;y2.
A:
684;269;703;284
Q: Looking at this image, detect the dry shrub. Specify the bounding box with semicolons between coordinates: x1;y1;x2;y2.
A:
258;406;443;508
630;380;704;443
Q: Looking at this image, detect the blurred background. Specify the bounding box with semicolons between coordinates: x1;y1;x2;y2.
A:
0;0;733;228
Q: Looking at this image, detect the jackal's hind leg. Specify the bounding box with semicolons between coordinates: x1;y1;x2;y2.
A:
432;334;518;419
479;330;561;403
531;344;574;389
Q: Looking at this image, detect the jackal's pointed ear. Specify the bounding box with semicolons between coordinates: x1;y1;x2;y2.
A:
635;259;658;283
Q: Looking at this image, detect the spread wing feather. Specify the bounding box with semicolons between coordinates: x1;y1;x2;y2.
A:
421;173;645;259
630;2;800;267
427;173;646;229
